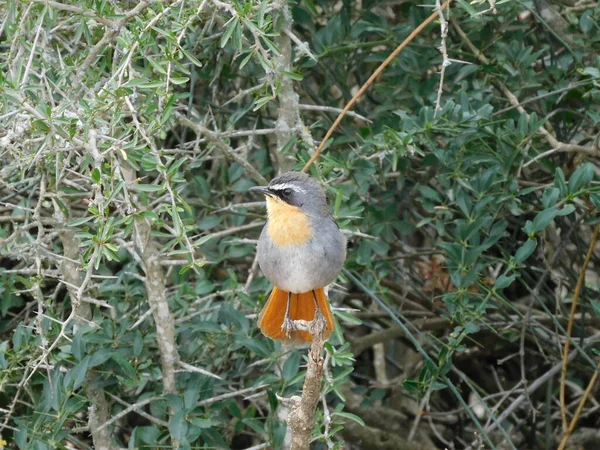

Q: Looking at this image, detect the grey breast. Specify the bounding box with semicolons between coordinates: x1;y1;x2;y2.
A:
257;215;346;293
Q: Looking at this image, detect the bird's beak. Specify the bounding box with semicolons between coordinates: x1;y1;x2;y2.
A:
249;186;272;197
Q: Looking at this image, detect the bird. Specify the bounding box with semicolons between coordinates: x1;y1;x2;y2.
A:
250;172;346;343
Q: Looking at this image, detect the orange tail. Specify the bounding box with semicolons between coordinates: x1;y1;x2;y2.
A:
258;287;335;343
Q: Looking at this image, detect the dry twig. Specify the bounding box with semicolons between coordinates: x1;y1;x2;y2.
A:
560;224;600;432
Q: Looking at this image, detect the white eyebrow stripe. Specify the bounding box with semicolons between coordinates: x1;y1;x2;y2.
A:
269;183;307;194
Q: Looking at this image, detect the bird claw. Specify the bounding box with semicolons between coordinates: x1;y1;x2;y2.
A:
281;317;295;338
310;310;327;335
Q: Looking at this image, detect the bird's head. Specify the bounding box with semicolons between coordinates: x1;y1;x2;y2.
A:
250;172;328;218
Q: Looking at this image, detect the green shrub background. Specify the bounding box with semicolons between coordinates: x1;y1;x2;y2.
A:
1;0;600;449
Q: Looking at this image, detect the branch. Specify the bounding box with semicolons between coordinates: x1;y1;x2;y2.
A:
560;224;600;432
274;1;312;172
58;208;114;450
136;216;180;395
279;318;328;449
434;0;451;116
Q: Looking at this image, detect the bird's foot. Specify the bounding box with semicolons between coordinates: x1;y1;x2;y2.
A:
281;317;295;338
310;309;327;336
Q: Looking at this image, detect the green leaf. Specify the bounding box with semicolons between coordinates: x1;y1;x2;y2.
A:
541;187;559;209
180;48;203;67
89;348;112;367
221;17;239;48
68;216;95;227
554;169;568;197
65;356;90;390
531;208;559;233
333;411;365;426
282;350;300;380
556;204;576;216
169;410;188;441
334;310;362;325
111;353;136;379
580;11;594;33
131;183;163;192
71;331;85;361
494;274;516;290
568;163;594;193
184;377;202;410
281;70;303;81
514;239;537;263
106;181;124;204
455;0;478;17
91;168;101;184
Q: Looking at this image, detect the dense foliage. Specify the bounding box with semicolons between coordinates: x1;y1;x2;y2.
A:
1;0;600;449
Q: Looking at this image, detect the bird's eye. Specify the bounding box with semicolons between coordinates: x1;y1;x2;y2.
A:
282;188;292;197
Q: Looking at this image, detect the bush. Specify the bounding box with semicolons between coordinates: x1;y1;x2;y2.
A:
1;0;600;449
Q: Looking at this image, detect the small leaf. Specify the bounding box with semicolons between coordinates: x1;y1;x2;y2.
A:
514;239;537;263
333;411;365;427
531;208;559;233
569;163;594;193
556;204;576;216
282;351;300;380
334;310;362;325
494;273;516;290
111;353;136;379
554;169;567;197
131;183;163;192
180;48;203;67
541;187;559;209
221;17;239;48
169;410;188;441
68;216;95;227
281;70;303;81
91;168;101;184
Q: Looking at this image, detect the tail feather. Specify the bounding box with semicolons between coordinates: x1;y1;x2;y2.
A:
258;287;335;343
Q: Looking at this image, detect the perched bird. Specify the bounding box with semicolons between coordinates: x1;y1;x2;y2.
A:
250;172;346;343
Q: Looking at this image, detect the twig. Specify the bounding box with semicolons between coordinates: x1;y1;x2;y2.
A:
557;362;600;450
105;392;169;428
280;317;328;449
434;0;450;116
96;396;160;432
298;104;371;123
178;361;222;380
560;224;600;432
523;146;598;168
301;3;450;173
198;384;269;406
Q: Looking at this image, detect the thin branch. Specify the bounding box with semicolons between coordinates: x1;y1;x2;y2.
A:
298;104;371;123
560;224;600;432
177;361;222;380
557;362;600;450
282;317;328;450
434;0;450;116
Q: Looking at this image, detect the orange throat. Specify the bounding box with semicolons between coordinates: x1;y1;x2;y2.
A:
266;196;312;247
